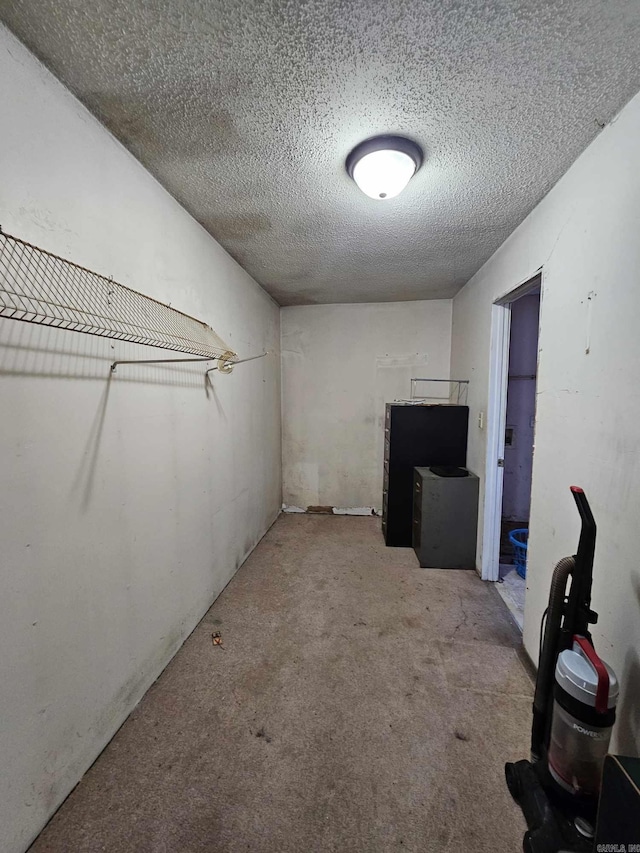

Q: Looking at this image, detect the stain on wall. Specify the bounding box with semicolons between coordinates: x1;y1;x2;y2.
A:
281;300;452;510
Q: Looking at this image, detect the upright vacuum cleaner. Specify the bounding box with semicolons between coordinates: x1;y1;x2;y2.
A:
505;487;619;853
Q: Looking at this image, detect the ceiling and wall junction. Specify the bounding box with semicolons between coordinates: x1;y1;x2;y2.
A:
2;0;640;305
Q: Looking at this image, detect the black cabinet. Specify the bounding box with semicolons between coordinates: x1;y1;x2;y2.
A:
382;404;469;547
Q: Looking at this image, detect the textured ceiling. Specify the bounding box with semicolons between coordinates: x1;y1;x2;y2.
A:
2;1;640;305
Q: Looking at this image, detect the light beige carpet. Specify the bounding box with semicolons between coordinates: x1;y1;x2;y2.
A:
30;515;532;853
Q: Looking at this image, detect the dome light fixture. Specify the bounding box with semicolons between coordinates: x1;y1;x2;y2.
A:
346;135;423;200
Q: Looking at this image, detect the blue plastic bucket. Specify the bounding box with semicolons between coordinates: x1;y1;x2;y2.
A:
508;528;529;579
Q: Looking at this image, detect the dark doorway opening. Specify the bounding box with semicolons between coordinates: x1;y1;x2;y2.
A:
498;285;541;630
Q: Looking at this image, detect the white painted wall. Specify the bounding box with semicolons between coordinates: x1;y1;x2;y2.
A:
0;26;281;853
281;301;452;511
451;91;640;754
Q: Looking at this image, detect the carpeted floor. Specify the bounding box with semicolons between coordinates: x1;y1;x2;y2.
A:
30;515;533;853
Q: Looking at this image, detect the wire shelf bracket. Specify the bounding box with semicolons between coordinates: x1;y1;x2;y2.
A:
110;351;268;373
399;377;470;405
0;228;236;363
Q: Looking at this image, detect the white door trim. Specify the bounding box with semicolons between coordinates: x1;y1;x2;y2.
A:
481;303;511;581
481;272;543;582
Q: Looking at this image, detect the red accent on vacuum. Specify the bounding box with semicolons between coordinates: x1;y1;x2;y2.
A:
573;635;610;715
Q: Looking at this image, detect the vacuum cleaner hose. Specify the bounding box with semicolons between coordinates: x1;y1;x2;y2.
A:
531;555;575;761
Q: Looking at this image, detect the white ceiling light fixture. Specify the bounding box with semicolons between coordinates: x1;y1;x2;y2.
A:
346;135;423;200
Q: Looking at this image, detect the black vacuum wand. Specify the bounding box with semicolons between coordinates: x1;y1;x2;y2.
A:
561;488;598;651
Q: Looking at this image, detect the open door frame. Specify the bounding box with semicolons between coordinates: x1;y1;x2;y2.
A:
481;271;543;582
